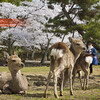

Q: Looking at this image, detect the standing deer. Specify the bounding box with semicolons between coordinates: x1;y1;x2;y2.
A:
72;52;93;90
0;52;28;94
63;52;93;90
44;37;85;98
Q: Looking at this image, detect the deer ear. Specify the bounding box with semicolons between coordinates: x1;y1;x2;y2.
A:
80;37;83;40
14;51;18;56
3;51;10;60
69;37;73;43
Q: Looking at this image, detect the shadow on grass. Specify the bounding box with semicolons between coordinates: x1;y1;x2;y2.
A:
88;83;100;90
63;81;100;91
0;91;50;98
24;93;50;98
93;75;100;77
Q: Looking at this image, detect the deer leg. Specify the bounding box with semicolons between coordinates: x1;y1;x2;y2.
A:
83;75;85;90
63;69;69;88
60;71;64;96
53;66;64;98
83;74;87;90
53;73;59;98
2;84;12;94
78;71;83;89
44;71;52;98
85;69;89;90
69;67;73;95
81;67;88;90
72;69;77;88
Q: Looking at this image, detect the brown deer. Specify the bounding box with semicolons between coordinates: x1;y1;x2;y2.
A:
63;52;93;90
44;37;85;98
0;52;28;94
72;52;93;90
0;72;11;91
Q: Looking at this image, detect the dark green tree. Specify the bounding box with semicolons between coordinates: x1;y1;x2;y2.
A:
83;8;100;50
45;0;100;43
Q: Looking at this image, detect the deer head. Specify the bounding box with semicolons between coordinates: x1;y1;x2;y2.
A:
4;52;24;72
69;37;86;52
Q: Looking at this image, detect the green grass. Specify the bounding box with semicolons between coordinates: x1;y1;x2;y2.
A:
0;66;100;100
21;66;50;75
0;67;9;73
0;66;50;75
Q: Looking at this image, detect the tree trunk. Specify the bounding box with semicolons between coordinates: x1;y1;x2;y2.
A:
61;34;66;42
40;52;46;64
40;39;51;64
72;32;75;38
26;50;29;59
31;46;35;60
8;38;11;56
47;52;50;61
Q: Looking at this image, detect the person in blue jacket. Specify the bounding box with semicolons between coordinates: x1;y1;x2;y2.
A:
87;42;97;75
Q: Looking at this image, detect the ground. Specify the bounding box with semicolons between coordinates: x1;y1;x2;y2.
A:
0;66;100;100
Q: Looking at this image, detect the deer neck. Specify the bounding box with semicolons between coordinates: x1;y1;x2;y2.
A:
10;70;22;83
70;46;81;63
10;69;24;92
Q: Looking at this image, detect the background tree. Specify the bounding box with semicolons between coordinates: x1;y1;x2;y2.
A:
45;0;100;50
0;1;63;61
83;8;100;50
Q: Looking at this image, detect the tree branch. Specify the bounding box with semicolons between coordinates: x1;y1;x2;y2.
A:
35;0;45;11
68;3;75;14
61;2;84;36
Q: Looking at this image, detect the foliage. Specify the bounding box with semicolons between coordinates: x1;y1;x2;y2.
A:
0;2;61;50
0;1;63;61
45;0;100;42
83;9;100;50
0;0;32;6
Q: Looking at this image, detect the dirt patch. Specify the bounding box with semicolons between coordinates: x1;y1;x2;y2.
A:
26;75;54;87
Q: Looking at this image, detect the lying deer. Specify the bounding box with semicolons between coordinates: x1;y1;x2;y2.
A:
0;52;28;94
0;72;11;91
44;37;85;98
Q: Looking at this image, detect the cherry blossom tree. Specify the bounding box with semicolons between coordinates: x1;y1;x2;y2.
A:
0;1;62;60
0;0;81;61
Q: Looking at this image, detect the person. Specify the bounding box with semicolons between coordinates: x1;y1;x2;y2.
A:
86;42;97;75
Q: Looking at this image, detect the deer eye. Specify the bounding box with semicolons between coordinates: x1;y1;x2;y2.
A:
12;60;16;62
76;43;80;46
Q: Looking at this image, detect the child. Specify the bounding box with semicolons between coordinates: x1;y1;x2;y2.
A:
87;42;97;74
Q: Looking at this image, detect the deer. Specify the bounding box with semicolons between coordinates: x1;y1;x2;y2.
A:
44;37;86;98
63;52;93;90
0;52;28;94
0;72;11;91
72;52;93;90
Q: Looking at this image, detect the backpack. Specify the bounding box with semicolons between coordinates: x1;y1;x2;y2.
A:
92;48;98;65
93;56;98;65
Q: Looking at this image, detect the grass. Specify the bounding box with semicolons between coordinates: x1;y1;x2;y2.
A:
0;65;100;100
0;66;50;75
